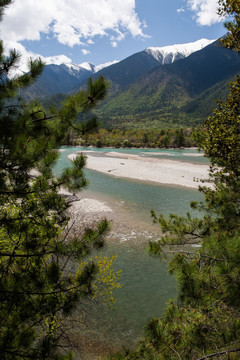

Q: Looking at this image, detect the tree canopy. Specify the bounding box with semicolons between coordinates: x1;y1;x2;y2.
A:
0;1;121;359
108;1;240;359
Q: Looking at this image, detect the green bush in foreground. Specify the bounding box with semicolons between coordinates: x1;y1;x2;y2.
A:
108;1;240;359
0;1;120;359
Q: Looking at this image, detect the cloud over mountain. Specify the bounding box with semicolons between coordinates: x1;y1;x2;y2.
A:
187;0;222;25
1;0;224;74
1;0;149;72
2;0;147;47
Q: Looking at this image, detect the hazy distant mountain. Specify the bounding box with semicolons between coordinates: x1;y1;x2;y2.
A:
21;37;240;129
22;63;90;100
23;38;214;100
64;60;119;75
23;60;118;100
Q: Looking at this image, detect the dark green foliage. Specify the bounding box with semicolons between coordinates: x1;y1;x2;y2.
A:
109;1;240;359
183;75;235;118
218;0;240;53
91;50;160;89
94;39;240;129
22;35;240;130
73;128;195;148
204;76;240;175
0;2;109;359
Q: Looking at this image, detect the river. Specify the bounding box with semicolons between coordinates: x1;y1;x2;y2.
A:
54;147;207;358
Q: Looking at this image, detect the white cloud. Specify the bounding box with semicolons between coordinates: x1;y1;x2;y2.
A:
44;54;72;65
4;39;72;76
177;7;185;13
187;0;222;25
1;0;147;47
81;49;91;56
110;30;125;48
111;41;118;48
1;0;55;42
0;0;147;70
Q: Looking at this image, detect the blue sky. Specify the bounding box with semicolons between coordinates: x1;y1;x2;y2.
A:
1;0;226;70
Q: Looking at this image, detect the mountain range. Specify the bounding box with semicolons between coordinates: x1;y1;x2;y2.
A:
23;37;240;128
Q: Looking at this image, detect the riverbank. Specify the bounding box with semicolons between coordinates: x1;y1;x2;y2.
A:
64;149;209;244
68;150;210;189
58;148;204;359
73;127;199;149
61;188;161;245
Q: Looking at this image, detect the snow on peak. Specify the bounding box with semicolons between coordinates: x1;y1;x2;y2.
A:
65;60;119;75
63;62;96;74
78;62;95;72
64;63;82;73
94;60;119;73
145;38;216;65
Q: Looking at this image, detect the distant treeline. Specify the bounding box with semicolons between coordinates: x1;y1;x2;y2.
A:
65;127;203;148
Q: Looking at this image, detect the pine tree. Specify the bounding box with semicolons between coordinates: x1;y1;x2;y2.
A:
0;1;117;359
109;1;240;359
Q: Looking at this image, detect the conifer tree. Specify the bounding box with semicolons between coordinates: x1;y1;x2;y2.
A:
0;1;116;359
110;1;240;359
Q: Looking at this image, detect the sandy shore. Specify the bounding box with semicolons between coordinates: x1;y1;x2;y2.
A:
64;150;211;243
68;151;210;189
60;189;160;244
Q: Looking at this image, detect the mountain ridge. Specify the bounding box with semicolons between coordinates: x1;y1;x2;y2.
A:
21;36;240;129
23;38;215;100
144;38;215;64
77;38;216;91
95;39;240;128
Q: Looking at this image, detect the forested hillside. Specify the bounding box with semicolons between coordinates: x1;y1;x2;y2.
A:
0;2;118;358
19;38;240;130
108;1;240;358
95;40;240;129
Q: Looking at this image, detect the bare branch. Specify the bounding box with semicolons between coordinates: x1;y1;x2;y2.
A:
197;347;240;360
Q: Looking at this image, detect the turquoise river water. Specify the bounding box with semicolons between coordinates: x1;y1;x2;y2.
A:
54;147;208;358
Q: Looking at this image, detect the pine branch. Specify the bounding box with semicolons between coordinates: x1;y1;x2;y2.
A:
0;251;55;257
169;347;183;359
1;285;83;296
161;250;237;263
197;347;240;360
0;349;39;359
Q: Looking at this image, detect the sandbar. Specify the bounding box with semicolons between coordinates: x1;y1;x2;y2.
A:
68;151;210;189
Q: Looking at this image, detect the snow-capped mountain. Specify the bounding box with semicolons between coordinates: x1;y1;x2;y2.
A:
97;38;240;129
61;63;93;79
63;39;214;78
22;35;240;130
63;60;119;77
87;38;217;90
94;60;119;73
23;38;218;99
22;59;120;99
145;38;216;65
